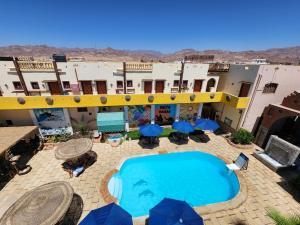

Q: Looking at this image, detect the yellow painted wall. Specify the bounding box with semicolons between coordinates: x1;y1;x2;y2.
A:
0;92;249;110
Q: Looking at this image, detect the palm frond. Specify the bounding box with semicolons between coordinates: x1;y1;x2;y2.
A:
267;208;300;225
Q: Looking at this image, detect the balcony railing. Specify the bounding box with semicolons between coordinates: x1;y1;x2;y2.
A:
125;63;153;72
208;63;230;72
17;61;54;71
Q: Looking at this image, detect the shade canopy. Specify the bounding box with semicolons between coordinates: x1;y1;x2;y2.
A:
79;203;133;225
172;121;194;134
97;112;125;133
55;138;93;160
139;124;163;137
194;119;220;132
149;198;204;225
0;181;74;225
0;126;38;156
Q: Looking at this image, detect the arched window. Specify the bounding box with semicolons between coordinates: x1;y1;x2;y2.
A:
206;78;216;92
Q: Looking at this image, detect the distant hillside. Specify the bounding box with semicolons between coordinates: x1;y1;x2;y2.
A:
0;45;300;64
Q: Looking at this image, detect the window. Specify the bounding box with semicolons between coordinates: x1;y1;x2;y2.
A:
63;81;71;89
30;82;39;89
117;81;123;88
173;80;179;87
182;80;188;88
206;78;216;92
224;117;232;126
263;83;278;94
12;81;22;90
126;80;133;87
77;107;88;112
238;82;251;97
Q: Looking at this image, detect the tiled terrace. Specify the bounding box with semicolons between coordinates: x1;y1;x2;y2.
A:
0;134;299;225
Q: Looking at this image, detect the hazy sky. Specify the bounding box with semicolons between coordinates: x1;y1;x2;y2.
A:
0;0;300;52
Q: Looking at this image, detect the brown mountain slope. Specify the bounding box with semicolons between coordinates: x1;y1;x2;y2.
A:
0;45;300;64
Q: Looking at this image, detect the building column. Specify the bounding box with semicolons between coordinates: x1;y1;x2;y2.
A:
124;106;129;132
52;60;64;95
151;105;155;124
63;108;73;134
175;104;180;121
13;57;29;96
197;103;203;118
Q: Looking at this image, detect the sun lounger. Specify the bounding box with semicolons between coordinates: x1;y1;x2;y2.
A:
168;132;188;144
189;130;210;143
73;166;84;177
253;135;300;172
227;153;249;170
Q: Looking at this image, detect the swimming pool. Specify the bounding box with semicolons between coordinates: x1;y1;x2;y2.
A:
108;151;240;217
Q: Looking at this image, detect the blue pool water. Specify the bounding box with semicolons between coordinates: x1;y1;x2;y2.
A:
108;151;240;217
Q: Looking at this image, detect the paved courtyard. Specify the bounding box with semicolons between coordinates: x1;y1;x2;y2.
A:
0;133;299;225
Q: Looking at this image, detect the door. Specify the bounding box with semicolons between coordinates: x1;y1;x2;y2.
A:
81;81;93;94
96;81;107;94
193;80;203;92
155;80;164;93
238;83;251;97
48;82;61;95
144;81;152;93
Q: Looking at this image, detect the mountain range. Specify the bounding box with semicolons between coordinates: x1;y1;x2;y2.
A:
0;45;300;64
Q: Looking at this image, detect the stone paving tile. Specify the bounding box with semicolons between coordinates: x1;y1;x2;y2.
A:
0;133;299;225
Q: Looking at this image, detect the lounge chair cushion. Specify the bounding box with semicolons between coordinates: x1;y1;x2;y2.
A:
73;166;84;177
226;164;240;170
267;147;290;165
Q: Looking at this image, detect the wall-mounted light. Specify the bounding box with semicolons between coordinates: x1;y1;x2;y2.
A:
45;97;54;105
170;94;176;100
110;83;113;88
100;96;107;104
5;84;8;89
226;95;231;102
148;95;154;102
17;97;25;104
74;96;81;103
190;94;196;101
125;95;131;101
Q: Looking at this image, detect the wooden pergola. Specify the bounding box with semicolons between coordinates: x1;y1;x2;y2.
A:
0;126;38;155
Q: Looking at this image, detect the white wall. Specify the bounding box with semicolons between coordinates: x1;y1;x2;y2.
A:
242;64;300;131
0;61;23;96
216;64;259;96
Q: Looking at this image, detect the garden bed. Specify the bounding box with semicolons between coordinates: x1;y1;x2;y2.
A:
225;137;254;150
126;127;175;140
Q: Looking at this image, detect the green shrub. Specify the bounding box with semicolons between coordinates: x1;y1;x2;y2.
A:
232;129;254;145
267;208;300;225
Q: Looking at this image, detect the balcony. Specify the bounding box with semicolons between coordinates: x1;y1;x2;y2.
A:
17;61;55;71
0;92;250;110
125;63;153;72
208;63;230;72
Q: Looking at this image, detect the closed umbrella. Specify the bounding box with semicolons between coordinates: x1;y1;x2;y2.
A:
172;121;194;134
55;138;93;161
149;198;204;225
79;203;133;225
194;119;220;132
139;124;163;137
0;181;74;225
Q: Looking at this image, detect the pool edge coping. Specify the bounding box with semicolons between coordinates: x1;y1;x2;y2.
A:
100;150;248;219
